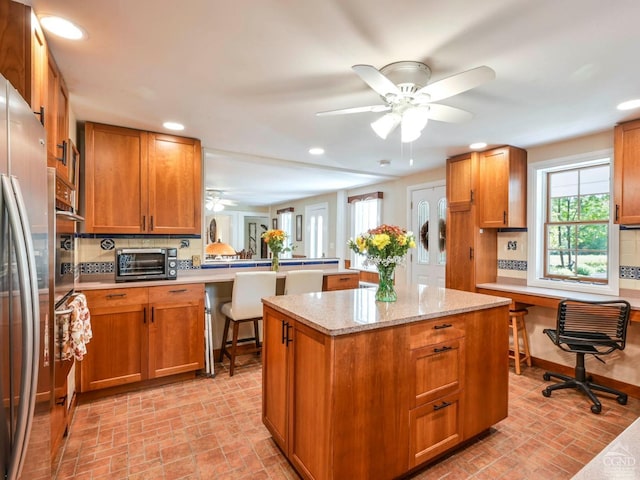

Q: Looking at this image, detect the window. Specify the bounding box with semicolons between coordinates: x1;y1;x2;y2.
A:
528;150;619;295
349;192;382;270
278;210;293;259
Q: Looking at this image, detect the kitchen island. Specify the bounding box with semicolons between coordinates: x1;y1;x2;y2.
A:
262;284;511;480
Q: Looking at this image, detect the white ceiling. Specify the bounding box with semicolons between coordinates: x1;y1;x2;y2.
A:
29;0;640;207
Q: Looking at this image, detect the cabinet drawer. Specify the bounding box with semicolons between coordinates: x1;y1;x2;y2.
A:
148;283;204;304
409;317;465;350
409;392;461;468
83;287;148;309
323;273;359;291
412;339;464;407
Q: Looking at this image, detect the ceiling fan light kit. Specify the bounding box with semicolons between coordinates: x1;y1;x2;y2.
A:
319;61;495;143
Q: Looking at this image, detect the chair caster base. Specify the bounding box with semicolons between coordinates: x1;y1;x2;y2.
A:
542;388;551;397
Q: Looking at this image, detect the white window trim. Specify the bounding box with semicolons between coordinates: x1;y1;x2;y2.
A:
527;148;619;296
351;197;382;271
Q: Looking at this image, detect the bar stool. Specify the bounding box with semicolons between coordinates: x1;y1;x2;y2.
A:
509;308;532;374
219;271;277;376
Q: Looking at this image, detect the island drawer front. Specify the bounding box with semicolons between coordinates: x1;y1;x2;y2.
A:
323;273;359;291
84;287;149;309
148;283;203;303
409;317;465;349
409;391;461;468
412;339;465;407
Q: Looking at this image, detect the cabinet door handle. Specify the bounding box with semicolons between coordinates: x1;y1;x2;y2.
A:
142;215;146;231
286;324;293;346
433;323;453;330
150;216;154;231
470;189;474;203
151;307;155;323
34;106;45;126
143;306;147;324
55;395;67;406
281;320;287;344
168;289;187;294
434;346;453;353
106;293;126;299
503;211;507;225
433;401;452;411
469;247;473;260
57;140;67;166
616;204;620;222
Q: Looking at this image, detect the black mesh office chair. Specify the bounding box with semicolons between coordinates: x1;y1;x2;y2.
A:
542;298;631;414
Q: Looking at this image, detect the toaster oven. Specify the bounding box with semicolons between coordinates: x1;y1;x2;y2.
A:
115;247;178;282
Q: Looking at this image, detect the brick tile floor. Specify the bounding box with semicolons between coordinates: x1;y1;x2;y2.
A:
54;357;640;479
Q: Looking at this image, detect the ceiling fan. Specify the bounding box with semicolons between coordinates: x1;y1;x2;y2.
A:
205;190;237;212
317;61;495;143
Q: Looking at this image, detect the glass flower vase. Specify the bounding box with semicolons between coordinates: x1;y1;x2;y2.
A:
376;264;397;302
271;253;279;272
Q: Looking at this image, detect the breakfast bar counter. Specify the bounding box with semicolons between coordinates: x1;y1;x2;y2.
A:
261;285;511;480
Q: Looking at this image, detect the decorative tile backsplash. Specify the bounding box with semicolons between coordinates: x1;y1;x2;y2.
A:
497;260;527;271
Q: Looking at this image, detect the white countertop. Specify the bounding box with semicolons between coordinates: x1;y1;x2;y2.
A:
262;284;511;336
77;267;356;290
477;282;640;311
572;416;640;479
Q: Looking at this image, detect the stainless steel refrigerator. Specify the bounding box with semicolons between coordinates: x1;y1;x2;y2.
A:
0;75;51;479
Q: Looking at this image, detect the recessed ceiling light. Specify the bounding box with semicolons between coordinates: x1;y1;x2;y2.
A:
617;99;640;111
309;147;325;155
163;121;185;131
469;142;487;150
39;16;85;40
379;159;391;167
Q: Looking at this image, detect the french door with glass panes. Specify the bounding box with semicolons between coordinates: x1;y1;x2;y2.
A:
410;185;446;287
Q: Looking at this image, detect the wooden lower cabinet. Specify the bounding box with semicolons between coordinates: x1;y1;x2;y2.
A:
322;272;359;291
262;304;508;480
80;284;204;392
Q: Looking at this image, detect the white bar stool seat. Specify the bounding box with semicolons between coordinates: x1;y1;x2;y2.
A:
219;271;276;376
284;270;324;294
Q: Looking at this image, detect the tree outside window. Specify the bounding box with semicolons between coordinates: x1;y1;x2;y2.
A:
545;164;610;282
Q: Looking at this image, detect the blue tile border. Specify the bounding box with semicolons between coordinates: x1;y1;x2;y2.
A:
78;258;340;275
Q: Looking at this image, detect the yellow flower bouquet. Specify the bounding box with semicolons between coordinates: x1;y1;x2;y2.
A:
261;229;292;271
348;224;416;301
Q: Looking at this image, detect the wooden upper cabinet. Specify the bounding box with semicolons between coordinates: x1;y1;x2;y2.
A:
477;146;527;228
614;120;640;225
83;122;147;234
148;133;202;235
30;11;47;117
446;152;476;212
82;122;202;234
0;0;31;102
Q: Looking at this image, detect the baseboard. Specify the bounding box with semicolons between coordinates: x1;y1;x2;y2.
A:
77;372;197;403
532;356;640;400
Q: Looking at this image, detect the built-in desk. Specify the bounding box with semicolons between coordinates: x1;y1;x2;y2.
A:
476;282;640;323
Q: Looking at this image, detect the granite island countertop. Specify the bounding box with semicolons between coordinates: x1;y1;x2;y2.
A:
262;283;512;336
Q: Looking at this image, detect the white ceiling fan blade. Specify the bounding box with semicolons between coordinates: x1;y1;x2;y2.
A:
426;103;474;123
316;104;390;116
416;66;495;102
352;64;401;97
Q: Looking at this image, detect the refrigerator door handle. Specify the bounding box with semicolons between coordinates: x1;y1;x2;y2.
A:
1;175;39;480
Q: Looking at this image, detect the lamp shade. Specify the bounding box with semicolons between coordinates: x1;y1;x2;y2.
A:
401;106;430;143
206;239;236;256
371;113;401;139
